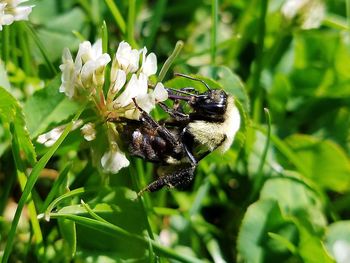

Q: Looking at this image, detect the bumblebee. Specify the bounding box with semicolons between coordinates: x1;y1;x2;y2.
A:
117;74;240;194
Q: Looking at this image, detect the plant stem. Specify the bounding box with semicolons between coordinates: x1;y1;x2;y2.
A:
158;40;184;82
104;0;126;34
18;23;32;75
101;20;108;54
127;0;137;47
145;0;167;48
211;0;218;64
248;108;271;202
347;0;350;31
131;160;155;240
25;24;57;76
251;0;268;124
2;26;10;63
48;213;204;263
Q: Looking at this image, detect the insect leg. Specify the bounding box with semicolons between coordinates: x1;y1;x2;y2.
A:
138;165;196;195
132;98;181;149
158;102;189;122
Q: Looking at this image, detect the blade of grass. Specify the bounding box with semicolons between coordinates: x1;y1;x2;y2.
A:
81;199;109;223
248;108;271;203
24;24;57;76
91;0;101;26
254;125;308;178
2;102;87;263
104;0;126;34
130;160;155;240
77;0;95;24
1;26;10;63
145;0;167;48
47;213;204;263
347;0;350;30
323;14;349;30
43;187;91;221
251;0;268;124
101;20;108;54
41;164;72;213
127;0;137;47
10;25;18;66
211;0;218;64
158;40;184;82
18;23;32;75
10;123;44;257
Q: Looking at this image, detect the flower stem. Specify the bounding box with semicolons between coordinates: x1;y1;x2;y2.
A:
1;26;10;63
127;0;137;48
158;40;184;82
104;0;126;34
251;0;268;124
211;0;218;64
248;108;271;203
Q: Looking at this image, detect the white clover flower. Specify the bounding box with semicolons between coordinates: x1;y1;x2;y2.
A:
101;142;130;173
0;3;14;30
281;0;325;30
136;82;168;113
108;42;161;121
110;69;126;94
78;39;111;89
59;48;82;98
113;73;148;108
37;127;64;147
81;122;96;141
332;240;350;263
37;120;83;147
115;41;139;74
0;0;33;31
140;47;157;77
59;39;111;98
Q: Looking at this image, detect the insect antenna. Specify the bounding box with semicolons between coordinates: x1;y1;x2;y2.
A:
166;87;197;96
174;73;211;91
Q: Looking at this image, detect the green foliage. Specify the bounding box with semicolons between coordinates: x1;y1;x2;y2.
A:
1;0;350;263
23;76;79;138
0;86;36;165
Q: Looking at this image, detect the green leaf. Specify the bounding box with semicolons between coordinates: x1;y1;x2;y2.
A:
201;65;250;113
260;177;327;231
24;76;80;138
237;199;298;263
285;134;350;193
58;219;76;258
267;232;297;254
293;218;335;263
30;6;88;62
0;86;36;165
